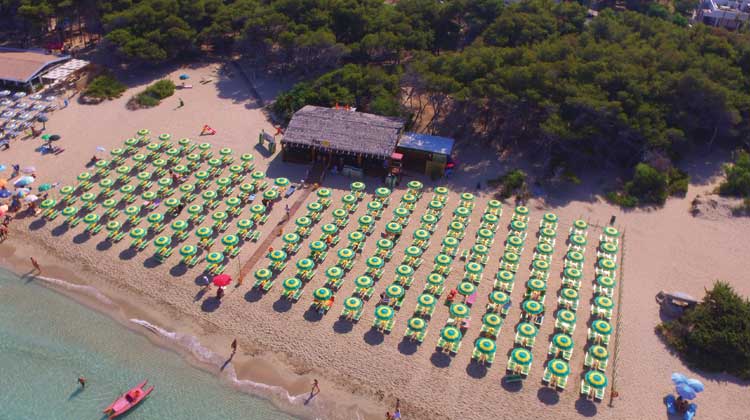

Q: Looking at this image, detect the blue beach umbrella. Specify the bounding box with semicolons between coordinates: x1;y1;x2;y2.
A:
179;74;189;80
686;379;704;393
14;176;35;187
0;189;10;198
671;373;687;385
0;165;6;171
677;383;697;400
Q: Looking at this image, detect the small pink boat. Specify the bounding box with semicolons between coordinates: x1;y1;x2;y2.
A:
103;380;153;419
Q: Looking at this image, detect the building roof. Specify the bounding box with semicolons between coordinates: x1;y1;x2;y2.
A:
398;132;455;156
43;59;90;81
281;106;404;158
0;48;71;83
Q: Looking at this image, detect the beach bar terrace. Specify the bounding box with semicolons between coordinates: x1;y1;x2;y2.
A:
280;105;404;175
0;48;71;90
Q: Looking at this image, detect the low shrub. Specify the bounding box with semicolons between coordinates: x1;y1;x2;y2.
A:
82;73;127;100
487;169;527;199
129;79;175;108
719;150;750;197
607;163;690;207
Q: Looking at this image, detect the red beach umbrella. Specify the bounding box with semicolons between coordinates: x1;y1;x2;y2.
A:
213;274;232;287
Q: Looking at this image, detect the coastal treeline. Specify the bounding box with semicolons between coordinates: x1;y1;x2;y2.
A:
5;0;750;203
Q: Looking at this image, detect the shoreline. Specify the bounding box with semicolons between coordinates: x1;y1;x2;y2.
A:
0;237;381;420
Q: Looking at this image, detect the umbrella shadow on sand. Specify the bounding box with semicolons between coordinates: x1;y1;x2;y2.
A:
169;264;188;277
201;296;221;312
575;398;597;417
51;223;69;237
244;288;264;303
28;218;46;231
72;232;90;244
96;239;113;251
363;329;384;346
537;387;560;405
332;319;353;334
143;256;162;269
272;297;292;313
119;248;137;260
430;351;452;368
303;307;324;322
397;339;419;356
466;361;488;379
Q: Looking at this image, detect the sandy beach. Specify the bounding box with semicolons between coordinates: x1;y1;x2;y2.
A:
1;61;749;420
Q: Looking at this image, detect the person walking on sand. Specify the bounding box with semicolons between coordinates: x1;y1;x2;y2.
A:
78;377;86;388
310;379;320;396
231;339;237;355
30;257;41;273
178;98;184;108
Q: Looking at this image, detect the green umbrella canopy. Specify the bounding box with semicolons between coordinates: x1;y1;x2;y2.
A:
179;183;195;193
597;275;616;288
522;300;544;315
212;211;228;221
221;234;239;246
482;213;499;224
450;222;465;233
344;296;363;311
77;172;92;181
62;206;78;216
125;137;139;146
532;259;549;271
307;201;322;212
147;213;164;223
110;148;124;156
164;198;180;208
561;288;579;301
342;194;356;204
496;270;514;283
489;290;509;305
251;171;265;180
503;252;520;263
401;193;416;203
574;219;588;230
80;192;96;202
375;305;394;320
283;277;302;291
511;347;533;365
309;241;326;252
358;215;374;225
601;242;618;254
188;204;204;214
166;147;180;157
368;200;383;211
595;296;614;309
603;226;619;237
60;186;75;195
589;345;609;361
460;192;475;201
386;284;404;298
510;220;527;231
405;246;422;257
296;258;314;271
435;254;452;266
567;251;584;263
83;213;99;224
321;223;338;234
179;245;197;257
129;227;146;238
178;137;191;146
375;187;391;197
99;178;114;188
152;158;167;168
208;158;222;167
434;186;449;195
227;165;243;174
195;171;210;180
146;143;160;152
119;185;135;194
171;220;188;231
564;267;582;280
465;262;483;274
124;205;141;216
132;154;147;163
592;320;612;335
254;268;272;280
477;228;493;239
237;218;253;229
543;213;558;223
355;275;373;289
219;147;233;156
442;236;459;247
454;206;470;217
275;177;290;187
350;181;365;191
421;214;437;224
598;258;617;271
449;303;470;318
263;189;279;200
251;204;267;214
366;256;384;269
427;273;444;285
268;249;287;261
527;278;547;292
418;293;436;307
428;200;443;210
457;282;476;296
348;231;365;242
196;226;213;238
198;143;211;151
476;338;496;354
283;232;300;243
483;313;503;327
408;317;426;331
540;227;556;238
102;198;117;208
216;177;231;187
332;208;347;219
537;243;554;255
40;198;57;209
158;133;171;141
507;235;524;247
325;266;343;279
396;264;414;277
548;359;570;377
407;180;423;191
337;248;355;260
585;371;608;389
487;199;501;208
571;235;587;246
557;309;576;324
517;322;538;338
552;333;574;350
225;197;241;207
316;188;331;198
514;206;529;215
138;172;153;183
240;153;254;162
441;326;462;342
376;238;393;250
153;235;171;248
239;183;254;193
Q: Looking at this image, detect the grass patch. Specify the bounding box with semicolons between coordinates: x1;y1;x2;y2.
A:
487;169;527;200
82;72;127;101
128;79;175;109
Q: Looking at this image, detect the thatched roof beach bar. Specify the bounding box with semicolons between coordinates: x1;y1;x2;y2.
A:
281;106;405;175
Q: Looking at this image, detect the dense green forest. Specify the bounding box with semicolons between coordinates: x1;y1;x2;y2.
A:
3;0;750;203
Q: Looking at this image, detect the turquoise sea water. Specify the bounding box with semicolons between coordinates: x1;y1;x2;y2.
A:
0;269;296;420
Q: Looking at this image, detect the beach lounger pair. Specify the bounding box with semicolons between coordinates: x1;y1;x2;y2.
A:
436;338;461;355
282;288;303;302
542;368;567;390
580;379;605;401
404;328;427;343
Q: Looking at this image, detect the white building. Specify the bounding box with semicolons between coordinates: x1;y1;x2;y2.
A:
697;0;750;29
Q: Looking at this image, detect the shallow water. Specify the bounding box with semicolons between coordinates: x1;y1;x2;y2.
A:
0;268;296;420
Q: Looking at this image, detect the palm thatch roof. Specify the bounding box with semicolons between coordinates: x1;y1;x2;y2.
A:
281;106;404;158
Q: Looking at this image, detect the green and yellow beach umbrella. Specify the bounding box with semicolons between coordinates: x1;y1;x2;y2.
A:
377;238;393;250
179;183;195;194
147;212;164;224
553;333;573;350
585;371;608;389
402;193;417;204
603;226;619;238
517;322;538;338
488;199;502;209
251;204;266;214
384;222;401;235
592;320;612;336
295;216;311;227
196;226;213;238
321;223;338;235
435;254;452;266
476;338;496;354
477;228;493;240
251;171;265;180
567;251;584;263
522;300;544;315
465;262;483;274
434;186;449;195
344;296;362;311
133;154;148;164
137;171;152;181
77;172;92;182
537;243;554;255
227;165;243;175
375;305;394;320
540;227;556;238
99;178;114;189
375;187;390;198
595;296;614;309
573;219;588;230
219;147;233;156
211;211;228;222
442;236;459;248
195;171;210;180
198;143;211;152
239;183;254;194
146;143;160;152
413;230;431;243
428;200;443;211
153;235;172;248
496;270;514;283
129;227;146;239
571;235;587;247
561;288;579;301
355;275;373;289
40;198;57;209
152;158;168;168
441;326;462;342
80;192;96;203
83;213;99;224
60;185;76;196
105;221;121;232
404;246;422;258
454;207;470;218
548;359;570;377
597;275;616;289
237;218;253;230
221;234;239;247
421;214;437;225
309;241;326;252
460;192;474;202
514;206;529;216
408;317;426;331
557;309;576;324
240;153;254;164
332;208;347;219
178;137;191;146
367;201;382;212
164;198;180;208
490;291;509;306
296;258;314;271
171;220;188;232
273;177;290;187
225;197;241;208
186;153;201;163
507;236;523;247
427;273;444;286
325;266;344;279
307;201;322;213
348;231;365;243
350;181;365;192
179;245;197;257
316;188;331;198
216;177;231;188
589;345;609;361
283;277;301;292
283;232;300;244
110;148;124;157
188;204;204;216
457;282;476;296
542;213;558;224
598;258;616;271
532;259;549;271
407;180;423;192
483;313;503;328
503;252;520;264
527;278;547;292
125;137;140;147
396;264;414;278
119;185;135;195
418;293;436;307
62;206;78;217
208;158;222;168
366;256;384;269
165;148;180;158
449;221;464;232
158;133;171;141
337;248;355;260
124;205;140;217
342;194;356;204
600;242;618;254
449;303;470;319
254;268;272;281
313;287;332;302
268;249;287;261
510;220;527;232
173;164;188;174
482;213;499;224
564;267;582;280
